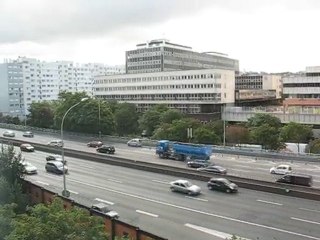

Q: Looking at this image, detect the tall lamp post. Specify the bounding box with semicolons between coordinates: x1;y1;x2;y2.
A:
61;97;88;197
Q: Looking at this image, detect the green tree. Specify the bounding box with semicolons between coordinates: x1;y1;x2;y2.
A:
27;101;55;128
7;198;109;240
0;203;16;239
114;103;139;136
139;110;163;136
280;122;313;153
306;139;320;154
250;124;283;150
247;113;282;129
194;127;220;144
160;109;183;124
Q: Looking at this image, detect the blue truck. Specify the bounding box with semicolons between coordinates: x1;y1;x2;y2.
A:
156;140;212;161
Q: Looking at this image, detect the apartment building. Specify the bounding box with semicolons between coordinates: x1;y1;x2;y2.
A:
0;57;124;118
126;39;239;74
94;68;235;114
235;73;282;104
283;66;320;112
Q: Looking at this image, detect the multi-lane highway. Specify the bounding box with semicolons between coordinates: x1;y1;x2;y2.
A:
1;128;320;240
1;127;320;188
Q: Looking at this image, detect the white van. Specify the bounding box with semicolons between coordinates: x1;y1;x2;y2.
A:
127;138;142;147
47;139;63;147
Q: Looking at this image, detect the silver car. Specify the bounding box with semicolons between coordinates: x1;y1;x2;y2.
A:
91;203;119;219
3;130;15;137
170;180;201;195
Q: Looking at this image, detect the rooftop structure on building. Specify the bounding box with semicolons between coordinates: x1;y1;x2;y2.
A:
0;57;125;118
125;39;239;74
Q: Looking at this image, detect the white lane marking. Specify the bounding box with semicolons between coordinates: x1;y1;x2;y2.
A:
107;178;122;183
299;208;320;214
69;190;78;194
185;223;250;239
185;196;208;202
152;180;169;184
36;181;49;186
256;199;283;206
313;180;320;183
229;168;251;173
70;178;320;240
136;210;159;218
291;217;320;225
77;164;94;169
94;198;114;205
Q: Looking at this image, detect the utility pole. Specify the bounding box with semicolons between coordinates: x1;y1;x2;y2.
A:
98;99;101;139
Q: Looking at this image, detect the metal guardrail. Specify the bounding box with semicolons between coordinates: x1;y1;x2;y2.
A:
2;137;320;201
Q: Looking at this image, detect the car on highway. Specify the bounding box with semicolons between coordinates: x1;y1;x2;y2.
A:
270;164;292;175
46;154;67;164
207;178;238;193
186;159;210;168
3;130;15;137
127;138;142;147
45;161;68;174
47;139;63;147
23;131;34;138
21;161;38;174
276;173;313;187
96;145;115;154
87;141;103;148
197;165;227;175
170;179;201;195
91;203;119;219
20;143;35;152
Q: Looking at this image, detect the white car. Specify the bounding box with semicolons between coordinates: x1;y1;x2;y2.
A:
170;179;201;195
47;139;63;147
91;203;119;219
21;161;38;174
127;138;142;147
270;164;292;175
3;130;15;137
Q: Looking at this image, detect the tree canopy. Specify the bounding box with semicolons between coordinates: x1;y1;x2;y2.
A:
27;101;55;128
114;103;139;136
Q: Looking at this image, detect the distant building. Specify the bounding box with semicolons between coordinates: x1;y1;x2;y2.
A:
94;68;235;114
0;57;124;118
283;66;320;112
125;39;239;74
235;73;282;105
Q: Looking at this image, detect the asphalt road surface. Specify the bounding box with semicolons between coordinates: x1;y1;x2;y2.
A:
9;148;320;240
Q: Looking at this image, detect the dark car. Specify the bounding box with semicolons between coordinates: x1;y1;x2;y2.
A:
46;154;67;164
20;143;35;152
197;165;227;175
276;173;313;187
23;131;34;137
97;145;115;154
45;161;68;174
87;141;103;148
187;159;210;168
207;178;238;193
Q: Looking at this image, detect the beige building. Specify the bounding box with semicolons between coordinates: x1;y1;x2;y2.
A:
94;68;235;113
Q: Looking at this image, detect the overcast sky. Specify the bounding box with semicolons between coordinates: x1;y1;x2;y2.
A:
0;0;320;72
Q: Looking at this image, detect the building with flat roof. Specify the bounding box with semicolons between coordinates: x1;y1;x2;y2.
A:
94;68;235;114
126;39;239;74
0;57;124;118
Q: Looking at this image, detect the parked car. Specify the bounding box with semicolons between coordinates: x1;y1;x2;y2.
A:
23;131;34;138
276;173;312;187
96;145;115;154
47;139;63;147
20;143;35;152
21;161;38;174
207;178;238;193
186;159;210;168
170;179;201;195
3;130;15;137
270;164;292;175
46;154;66;164
45;161;68;174
87;141;103;148
127;138;142;147
91;203;119;219
197;165;227;175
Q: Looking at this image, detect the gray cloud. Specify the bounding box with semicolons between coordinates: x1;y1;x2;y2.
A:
1;0;319;44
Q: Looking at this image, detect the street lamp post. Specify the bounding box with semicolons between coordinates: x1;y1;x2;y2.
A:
61;97;88;197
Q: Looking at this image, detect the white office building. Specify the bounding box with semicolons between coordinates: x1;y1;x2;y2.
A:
94;68;235;113
0;57;124;118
